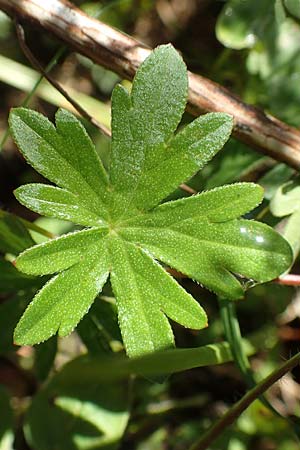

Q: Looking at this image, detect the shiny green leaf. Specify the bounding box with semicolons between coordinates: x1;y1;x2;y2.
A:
284;0;300;18
216;0;271;50
121;184;291;299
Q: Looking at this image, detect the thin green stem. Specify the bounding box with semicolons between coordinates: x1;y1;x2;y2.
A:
19;218;54;239
15;22;110;136
0;210;54;239
189;352;300;450
0;46;66;152
219;298;252;381
219;298;285;417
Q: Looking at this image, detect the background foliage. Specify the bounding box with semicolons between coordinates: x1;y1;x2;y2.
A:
1;1;300;449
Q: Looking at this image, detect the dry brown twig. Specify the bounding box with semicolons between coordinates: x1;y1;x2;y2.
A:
14;20;111;137
1;0;300;169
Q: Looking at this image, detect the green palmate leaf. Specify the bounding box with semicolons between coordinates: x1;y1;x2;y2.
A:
120;184;290;299
109;237;206;357
110;85;232;214
110;45;188;195
9;107;109;222
131;113;233;210
10;44;293;358
109;45;233;216
15;184;103;227
14;231;110;345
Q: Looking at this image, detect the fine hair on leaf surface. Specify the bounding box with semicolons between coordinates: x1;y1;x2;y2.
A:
9;44;293;358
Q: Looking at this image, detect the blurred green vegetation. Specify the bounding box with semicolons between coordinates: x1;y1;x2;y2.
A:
0;1;300;449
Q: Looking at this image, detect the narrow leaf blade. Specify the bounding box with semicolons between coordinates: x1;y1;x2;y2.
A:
133;113;234;209
15;184;105;227
122;218;292;299
56;340;255;385
109;44;188;214
109;237;174;357
16;228;108;275
124;183;264;228
109;238;206;357
14;240;110;345
9;107;108;220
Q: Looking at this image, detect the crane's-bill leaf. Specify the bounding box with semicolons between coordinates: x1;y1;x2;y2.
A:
130;113;234;210
122;218;291;300
10;44;293;356
110;44;188;195
16;228;108;275
109;237;206;358
9;107;109;220
121;185;292;299
122;183;264;228
15;184;105;227
109;46;233;216
14;239;110;345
